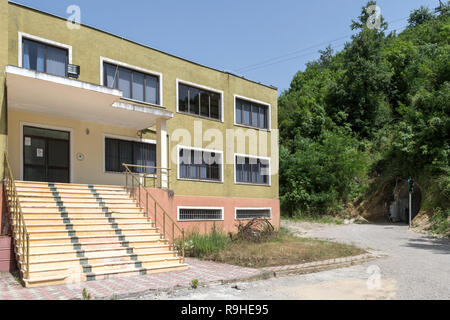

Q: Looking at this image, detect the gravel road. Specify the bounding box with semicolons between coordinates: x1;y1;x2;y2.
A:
132;221;450;300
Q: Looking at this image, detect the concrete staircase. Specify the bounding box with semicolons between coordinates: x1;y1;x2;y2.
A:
10;181;187;288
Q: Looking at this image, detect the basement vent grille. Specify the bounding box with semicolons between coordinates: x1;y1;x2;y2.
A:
178;208;223;221
236;209;271;220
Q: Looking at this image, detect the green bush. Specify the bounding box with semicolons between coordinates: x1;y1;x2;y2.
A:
429;207;450;236
191;279;199;289
278;2;450;218
181;228;230;259
280;128;368;216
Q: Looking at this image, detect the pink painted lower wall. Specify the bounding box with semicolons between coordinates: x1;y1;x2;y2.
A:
0;236;15;272
137;188;280;237
0;184;15;272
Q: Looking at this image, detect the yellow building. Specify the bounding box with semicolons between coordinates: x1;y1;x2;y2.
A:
0;1;279;286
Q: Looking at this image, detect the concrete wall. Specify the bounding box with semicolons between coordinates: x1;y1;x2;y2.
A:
5;3;279;202
8;109;149;186
0;236;15;272
0;0;8;179
137;187;280;237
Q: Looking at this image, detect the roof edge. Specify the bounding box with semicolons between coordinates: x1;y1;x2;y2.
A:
8;1;278;91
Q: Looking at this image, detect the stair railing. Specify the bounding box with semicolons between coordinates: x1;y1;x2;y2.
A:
3;152;30;280
122;163;184;263
122;164;172;190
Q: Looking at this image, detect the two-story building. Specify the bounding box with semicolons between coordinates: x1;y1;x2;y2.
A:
0;1;279;286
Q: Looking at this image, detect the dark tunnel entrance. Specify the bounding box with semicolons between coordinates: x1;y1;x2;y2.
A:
388;184;422;223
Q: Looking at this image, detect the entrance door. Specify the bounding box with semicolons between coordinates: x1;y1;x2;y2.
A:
23;126;70;183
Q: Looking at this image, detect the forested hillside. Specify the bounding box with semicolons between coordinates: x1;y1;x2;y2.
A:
279;1;449;232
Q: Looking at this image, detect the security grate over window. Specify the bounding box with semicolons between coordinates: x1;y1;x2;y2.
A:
236;209;271;220
178;208;223;221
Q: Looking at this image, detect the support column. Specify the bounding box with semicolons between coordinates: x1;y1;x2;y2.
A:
156;118;168;189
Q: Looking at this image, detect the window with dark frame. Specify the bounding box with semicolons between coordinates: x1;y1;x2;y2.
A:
103;62;160;105
235;98;269;129
178;83;221;121
235;155;270;185
22;38;68;77
105;138;156;174
178;208;223;221
236;209;271;220
179;148;221;181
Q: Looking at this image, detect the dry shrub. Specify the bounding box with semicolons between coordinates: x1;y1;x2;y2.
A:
232;218;275;243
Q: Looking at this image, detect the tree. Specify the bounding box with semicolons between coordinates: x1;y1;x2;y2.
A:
408;6;434;27
325;1;392;138
278;1;450;217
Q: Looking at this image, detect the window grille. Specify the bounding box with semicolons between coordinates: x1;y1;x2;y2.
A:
236;209;271;220
178;208;223;221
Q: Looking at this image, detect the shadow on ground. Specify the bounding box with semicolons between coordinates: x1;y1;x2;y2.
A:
403;236;450;255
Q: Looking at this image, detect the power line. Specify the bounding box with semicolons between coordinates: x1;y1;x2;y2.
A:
234;34;353;73
236;21;409;74
234;16;410;74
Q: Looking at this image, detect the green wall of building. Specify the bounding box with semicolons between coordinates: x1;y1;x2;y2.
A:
0;0;8;179
3;2;279;200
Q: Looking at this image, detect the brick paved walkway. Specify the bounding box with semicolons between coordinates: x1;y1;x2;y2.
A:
0;258;263;300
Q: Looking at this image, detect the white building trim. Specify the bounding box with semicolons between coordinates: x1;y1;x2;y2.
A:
234;207;273;220
177;206;225;222
100;56;164;107
102;133;156;174
176;144;224;183
233;152;271;186
233;94;271;131
19;121;75;183
176;78;224;122
18;32;73;67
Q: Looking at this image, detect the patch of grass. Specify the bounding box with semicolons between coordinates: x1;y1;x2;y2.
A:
181;227;230;259
191;279;199;289
13;275;22;286
286;213;344;225
82;288;92;300
203;228;364;268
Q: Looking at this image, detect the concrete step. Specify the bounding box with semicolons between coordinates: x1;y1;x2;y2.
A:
19;197;137;204
16;193;131;199
15;181;126;190
20;201;138;207
29;239;170;253
26;256;183;278
27;233;164;245
19;227;159;238
23;263;188;288
23;212;147;220
29;250;178;270
25;217;151;224
29;245;173;261
9;181;185;288
26;221;154;230
21;207;143;214
16;187;129;196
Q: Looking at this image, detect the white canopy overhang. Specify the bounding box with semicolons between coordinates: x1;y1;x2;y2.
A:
5;66;173;130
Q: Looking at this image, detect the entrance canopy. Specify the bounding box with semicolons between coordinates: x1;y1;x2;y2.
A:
6;66;173;130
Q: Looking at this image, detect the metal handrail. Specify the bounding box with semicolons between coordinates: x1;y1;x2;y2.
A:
122;164;172;189
122;163;184;263
3;152;30;280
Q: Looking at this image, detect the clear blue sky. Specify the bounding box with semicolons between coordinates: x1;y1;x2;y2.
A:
12;0;439;94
